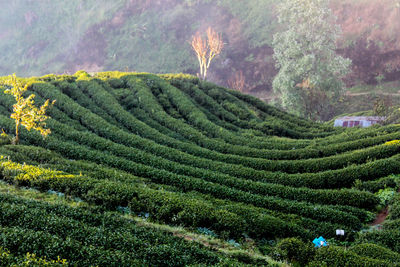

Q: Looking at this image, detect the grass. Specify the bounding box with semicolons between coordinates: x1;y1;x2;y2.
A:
0;180;87;208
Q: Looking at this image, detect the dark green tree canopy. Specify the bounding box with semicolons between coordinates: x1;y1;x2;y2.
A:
272;0;351;120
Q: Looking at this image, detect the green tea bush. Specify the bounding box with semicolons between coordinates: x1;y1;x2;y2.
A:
273;238;315;266
309;246;394;266
349;243;400;263
0;73;398;265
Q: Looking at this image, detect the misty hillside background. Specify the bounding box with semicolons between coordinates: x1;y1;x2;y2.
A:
2;0;400;98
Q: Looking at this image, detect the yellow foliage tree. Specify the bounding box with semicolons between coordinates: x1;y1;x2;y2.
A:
3;74;55;144
191;27;224;80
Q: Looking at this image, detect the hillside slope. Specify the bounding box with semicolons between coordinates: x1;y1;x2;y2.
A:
1;0;399;93
0;72;399;265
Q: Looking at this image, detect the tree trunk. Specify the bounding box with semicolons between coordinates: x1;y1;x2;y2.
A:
15;120;20;145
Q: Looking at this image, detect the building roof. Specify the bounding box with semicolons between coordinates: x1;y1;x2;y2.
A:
335;116;386;121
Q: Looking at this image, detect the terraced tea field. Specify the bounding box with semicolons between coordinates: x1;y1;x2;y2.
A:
0;72;399;266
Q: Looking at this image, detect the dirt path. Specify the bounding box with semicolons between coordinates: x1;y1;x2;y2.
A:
345;91;400;97
370;207;389;226
257;90;400;103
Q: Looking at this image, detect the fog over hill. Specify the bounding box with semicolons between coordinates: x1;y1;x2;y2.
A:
1;0;400;93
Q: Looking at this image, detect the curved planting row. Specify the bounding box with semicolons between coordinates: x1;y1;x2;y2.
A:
0;72;399;266
65;75;400;162
0;95;382;212
0;144;353;241
165;76;336;139
0;188;251;266
0;153;349;241
17;79;392;180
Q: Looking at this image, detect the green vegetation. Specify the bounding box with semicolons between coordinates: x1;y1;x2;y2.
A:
272;0;351;120
0;245;68;266
1;74;54;144
0;72;398;265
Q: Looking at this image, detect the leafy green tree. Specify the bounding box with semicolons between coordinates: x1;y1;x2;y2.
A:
272;0;351;120
2;74;55;144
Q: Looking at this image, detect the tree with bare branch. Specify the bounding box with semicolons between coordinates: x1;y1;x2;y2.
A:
191;27;224;80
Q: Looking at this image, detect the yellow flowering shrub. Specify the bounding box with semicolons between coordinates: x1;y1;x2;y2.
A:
384;140;400;146
0;246;10;258
21;252;68;266
0;157;74;183
0;246;68;266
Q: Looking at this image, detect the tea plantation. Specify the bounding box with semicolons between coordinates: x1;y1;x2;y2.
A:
0;71;399;266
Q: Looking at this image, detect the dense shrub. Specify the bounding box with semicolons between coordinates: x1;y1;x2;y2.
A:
309;246;396;267
0;73;398;265
349;243;400;263
0;192;253;266
389;195;400;220
273;238;315;266
355;175;399;192
356;230;400;253
0;246;68;266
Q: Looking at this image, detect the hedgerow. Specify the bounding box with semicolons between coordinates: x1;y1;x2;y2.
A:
36;76;399;176
41;116;378;209
0;157;319;240
356;230;400;254
0;246;68;266
0;85;388;211
0;144;352;240
167;76;333;139
0;194;248;266
349;243;400;264
0;73;399;265
0;150;362;228
309;246;396;266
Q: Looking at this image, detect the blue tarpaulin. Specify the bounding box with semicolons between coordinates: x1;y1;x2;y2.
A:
313;236;328;248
